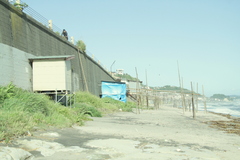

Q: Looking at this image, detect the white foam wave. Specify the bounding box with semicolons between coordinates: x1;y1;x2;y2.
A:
198;101;240;117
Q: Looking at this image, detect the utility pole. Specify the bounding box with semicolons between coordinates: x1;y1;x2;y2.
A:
110;60;116;76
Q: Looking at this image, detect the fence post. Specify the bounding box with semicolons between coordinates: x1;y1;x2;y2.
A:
71;36;74;44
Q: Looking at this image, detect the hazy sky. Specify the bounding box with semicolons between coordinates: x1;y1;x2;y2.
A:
21;0;240;96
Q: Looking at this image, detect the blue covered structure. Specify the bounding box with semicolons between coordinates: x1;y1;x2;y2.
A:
101;81;127;102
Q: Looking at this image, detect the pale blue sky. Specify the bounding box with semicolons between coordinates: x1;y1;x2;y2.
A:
21;0;240;96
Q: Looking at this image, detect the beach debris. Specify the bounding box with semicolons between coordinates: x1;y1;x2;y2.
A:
40;132;60;137
203;112;240;136
206;119;240;135
27;131;32;136
175;148;184;152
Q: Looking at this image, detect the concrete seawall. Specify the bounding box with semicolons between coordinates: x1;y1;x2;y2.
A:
0;0;114;96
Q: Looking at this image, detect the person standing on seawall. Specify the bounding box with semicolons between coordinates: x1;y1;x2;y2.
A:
61;29;68;40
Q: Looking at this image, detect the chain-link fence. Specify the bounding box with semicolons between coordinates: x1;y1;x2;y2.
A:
8;0;62;34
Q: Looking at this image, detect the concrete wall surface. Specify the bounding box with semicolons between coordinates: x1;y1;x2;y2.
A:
0;0;115;96
0;43;33;90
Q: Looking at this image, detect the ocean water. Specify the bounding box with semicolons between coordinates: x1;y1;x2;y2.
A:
198;100;240;117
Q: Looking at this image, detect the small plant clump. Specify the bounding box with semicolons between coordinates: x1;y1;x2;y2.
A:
13;2;28;11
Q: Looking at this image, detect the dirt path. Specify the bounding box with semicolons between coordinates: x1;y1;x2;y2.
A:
4;106;240;160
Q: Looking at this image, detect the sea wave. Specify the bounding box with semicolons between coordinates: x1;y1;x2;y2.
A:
198;101;240;117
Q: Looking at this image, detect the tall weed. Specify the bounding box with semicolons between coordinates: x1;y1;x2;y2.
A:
72;92;104;108
101;97;136;112
71;92;119;114
0;110;35;142
0;84;136;143
71;91;136;114
0;84;89;142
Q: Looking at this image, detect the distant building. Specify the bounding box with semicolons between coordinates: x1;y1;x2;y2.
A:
127;80;143;94
116;69;124;75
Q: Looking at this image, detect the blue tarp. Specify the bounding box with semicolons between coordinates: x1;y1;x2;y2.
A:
101;81;127;102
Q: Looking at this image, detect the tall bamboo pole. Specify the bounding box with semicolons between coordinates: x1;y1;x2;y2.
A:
196;83;199;112
135;67;140;114
145;69;149;109
202;85;207;113
182;77;187;111
191;82;195;119
177;61;184;114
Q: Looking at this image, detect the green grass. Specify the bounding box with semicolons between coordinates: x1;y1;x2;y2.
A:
0;83;136;143
71;92;136;114
70;91;119;115
101;97;136;112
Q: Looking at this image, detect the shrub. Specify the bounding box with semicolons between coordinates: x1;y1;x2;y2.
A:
0;83;21;104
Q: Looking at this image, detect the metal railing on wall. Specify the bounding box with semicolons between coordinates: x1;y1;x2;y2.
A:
9;0;62;33
7;0;110;73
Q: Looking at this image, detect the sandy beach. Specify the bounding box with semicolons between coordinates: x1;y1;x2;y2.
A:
2;106;240;160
